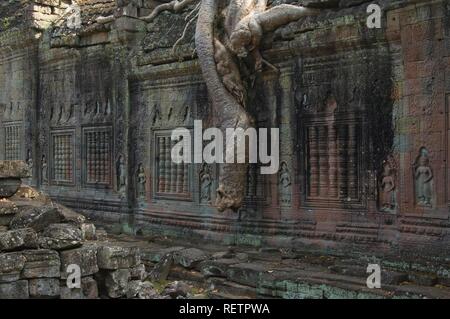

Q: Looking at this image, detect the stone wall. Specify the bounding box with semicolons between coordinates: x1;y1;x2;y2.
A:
0;0;449;260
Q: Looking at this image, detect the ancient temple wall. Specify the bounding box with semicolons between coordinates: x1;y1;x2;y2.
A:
35;40;131;227
0;0;448;257
0;30;39;187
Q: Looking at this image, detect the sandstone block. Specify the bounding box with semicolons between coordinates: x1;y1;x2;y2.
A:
60;244;99;279
60;276;99;299
174;248;209;269
22;249;61;279
0;280;29;299
0;252;26;282
0;161;31;179
0;228;38;251
97;245;140;270
9;206;62;232
29;278;60;298
101;269;130;298
38;223;82;250
126;280;158;299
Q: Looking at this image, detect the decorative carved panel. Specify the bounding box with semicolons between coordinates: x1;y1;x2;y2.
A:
153;131;191;200
50;129;75;185
82;126;113;187
3;122;22;160
304;115;362;206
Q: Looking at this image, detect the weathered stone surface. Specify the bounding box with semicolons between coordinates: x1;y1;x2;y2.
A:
200;258;241;278
29;278;60;298
81;223;96;240
38;223;82;250
60;276;99;299
0;280;29;299
148;253;173;282
126;280;158;299
22;249;61;279
101;269;131;298
81;276;98;299
9;206;62;232
60;286;83;299
227;263;268;288
0;200;17;226
162;280;191;299
97;245;140;270
0;228;38;251
174;248;209;269
0;178;21;198
140;246;184;263
60;244;99;278
130;263;146;280
10;186;51;203
54;203;86;226
0;252;26;282
0;161;31;179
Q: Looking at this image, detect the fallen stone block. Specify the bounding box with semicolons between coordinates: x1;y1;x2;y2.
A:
29;278;60;298
148;253;173;282
0;280;29;299
9;206;62;232
227;263;268;288
0;161;31;198
53;203;86;226
98;269;130;298
0;228;38;251
174;248;209;269
97;245;140;270
140;246;184;263
0;252;26;282
9;186;49;202
0;200;18;226
60;244;99;279
0;161;31;179
200;258;241;278
22;249;61;279
38;223;82;250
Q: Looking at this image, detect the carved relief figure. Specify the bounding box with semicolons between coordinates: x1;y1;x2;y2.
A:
117;155;126;193
414;148;433;207
279;162;291;206
200;163;212;204
136;164;147;199
379;162;396;212
41;155;48;184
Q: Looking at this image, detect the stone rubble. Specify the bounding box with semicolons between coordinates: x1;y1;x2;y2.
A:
0;160;450;299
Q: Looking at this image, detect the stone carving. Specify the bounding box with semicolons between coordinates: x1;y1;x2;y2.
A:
52;133;73;183
107;0;320;212
414;148;433;208
136;164;146;199
26;149;33;171
199;163;212;204
116;155;126;194
279;162;291;206
379;161;396;213
41;155;48;185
